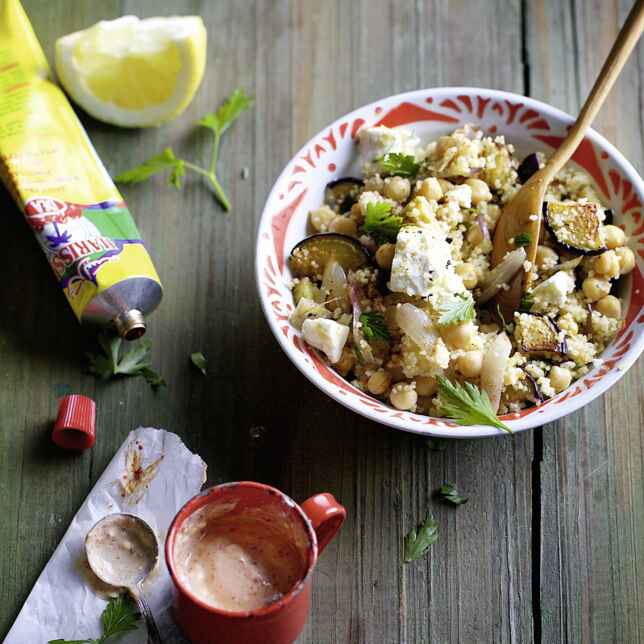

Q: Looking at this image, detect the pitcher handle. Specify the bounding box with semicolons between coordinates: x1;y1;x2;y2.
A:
300;493;346;554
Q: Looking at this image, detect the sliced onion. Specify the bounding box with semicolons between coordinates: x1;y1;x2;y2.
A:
477;247;527;304
477;214;490;241
525;373;544;403
395;303;438;351
480;332;512;413
349;283;375;364
322;260;348;303
540;255;582;278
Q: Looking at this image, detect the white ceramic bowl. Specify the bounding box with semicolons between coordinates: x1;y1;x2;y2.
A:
256;88;644;437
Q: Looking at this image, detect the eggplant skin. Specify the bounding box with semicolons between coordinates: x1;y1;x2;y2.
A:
514;312;567;356
325;177;364;213
289;233;370;278
543;200;606;255
517;153;540;184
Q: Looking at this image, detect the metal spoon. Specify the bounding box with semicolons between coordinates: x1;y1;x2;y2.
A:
85;513;163;644
491;0;644;316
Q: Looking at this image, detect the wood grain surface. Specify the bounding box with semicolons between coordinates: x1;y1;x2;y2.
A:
0;1;642;643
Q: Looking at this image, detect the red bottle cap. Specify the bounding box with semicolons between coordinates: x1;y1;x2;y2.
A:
52;394;96;450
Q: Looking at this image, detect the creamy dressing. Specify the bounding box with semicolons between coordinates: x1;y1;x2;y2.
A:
174;503;307;612
85;514;158;587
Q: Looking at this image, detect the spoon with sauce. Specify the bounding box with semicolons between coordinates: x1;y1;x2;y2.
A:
491;0;644;317
85;513;163;644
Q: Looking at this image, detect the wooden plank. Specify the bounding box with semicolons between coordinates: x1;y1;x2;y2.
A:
526;1;644;642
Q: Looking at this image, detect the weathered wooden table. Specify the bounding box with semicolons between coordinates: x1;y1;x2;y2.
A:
1;1;642;642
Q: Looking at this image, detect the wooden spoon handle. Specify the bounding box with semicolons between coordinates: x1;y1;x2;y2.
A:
543;0;644;180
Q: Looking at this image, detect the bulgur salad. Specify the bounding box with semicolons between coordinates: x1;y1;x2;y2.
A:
287;125;635;429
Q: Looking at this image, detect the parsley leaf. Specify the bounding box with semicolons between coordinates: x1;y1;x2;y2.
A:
438;482;469;505
514;232;532;247
437;293;475;326
403;513;439;563
49;594;139;644
377;152;420;178
88;334;166;391
436;376;511;433
115;88;254;211
519;295;534;312
190;351;208;375
361;202;403;242
359;312;390;342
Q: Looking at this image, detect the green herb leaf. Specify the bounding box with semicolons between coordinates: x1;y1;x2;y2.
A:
359;312;390;342
197;88;255;137
438;482;468;505
115;147;182;188
425;437;449;451
88;334;166;391
514;232;532;247
403;513;439;563
519;295;534;312
377;152;420;178
190;351;208;375
361;202;403;242
436;376;511;433
437;293;475;326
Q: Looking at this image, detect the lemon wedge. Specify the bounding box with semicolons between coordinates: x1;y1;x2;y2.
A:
55;15;207;127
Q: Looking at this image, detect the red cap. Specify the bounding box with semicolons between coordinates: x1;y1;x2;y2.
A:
52;394;96;450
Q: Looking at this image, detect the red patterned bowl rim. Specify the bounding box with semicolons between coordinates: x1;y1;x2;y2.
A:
255;87;644;438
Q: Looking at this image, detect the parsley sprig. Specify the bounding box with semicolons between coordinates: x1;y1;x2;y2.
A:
514;232;532;247
437;293;475;326
116;88;254;211
49;594;139;644
377;152;420;177
438;482;469;505
88;334;166;391
436;376;511;433
403;513;439;563
190;351;208;376
359;312;390;342
360;202;403;243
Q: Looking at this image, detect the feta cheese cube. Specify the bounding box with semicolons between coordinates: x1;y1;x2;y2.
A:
301;318;349;364
357;126;421;172
531;271;576;312
445;183;472;208
388;225;452;297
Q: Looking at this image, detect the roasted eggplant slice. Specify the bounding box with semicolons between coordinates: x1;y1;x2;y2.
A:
325;177;364;213
517;153;540;184
514;313;567;356
289;233;370;278
543;201;606;254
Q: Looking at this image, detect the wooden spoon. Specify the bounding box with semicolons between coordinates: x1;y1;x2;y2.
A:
491;0;644;316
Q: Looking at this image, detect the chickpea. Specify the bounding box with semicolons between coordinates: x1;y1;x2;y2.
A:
465;178;492;205
603;224;626;250
582;277;611;302
594;250;620;279
595;294;621;319
329;215;358;237
415;376;438;397
455;262;478;289
375;243;396;269
367;370;391;396
335;348;356;376
383;176;411;202
455;350;484;378
466;224;484;246
310;205;336;232
615;246;635;275
349;202;364;225
437;178;454;194
440;321;475;349
417;177;443;201
535;245;558;270
389;383;418;411
549;366;572;393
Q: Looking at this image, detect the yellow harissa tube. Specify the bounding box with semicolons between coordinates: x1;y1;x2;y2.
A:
0;0;162;339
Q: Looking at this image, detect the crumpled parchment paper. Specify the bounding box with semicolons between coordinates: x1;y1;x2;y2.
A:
5;427;206;644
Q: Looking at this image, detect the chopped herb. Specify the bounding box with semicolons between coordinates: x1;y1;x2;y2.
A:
438;482;469;505
436;376;511;433
87;334;166;391
116;88;254;211
49;594;140;644
425;437;449;451
377;152;420;178
403;513;439;563
496;304;512;333
360;202;403;243
514;232;532;247
190;351;208;376
437;293;475;326
359;312;390;342
519;295;534;312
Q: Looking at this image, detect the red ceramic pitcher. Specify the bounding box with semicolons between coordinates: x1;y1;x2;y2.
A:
165;482;346;644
